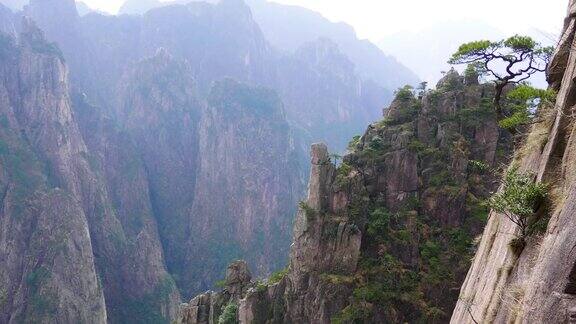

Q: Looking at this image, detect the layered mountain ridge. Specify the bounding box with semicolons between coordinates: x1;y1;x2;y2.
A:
118;0;419;94
14;0;411;151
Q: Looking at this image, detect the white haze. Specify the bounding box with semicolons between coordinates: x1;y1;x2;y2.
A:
82;0;566;42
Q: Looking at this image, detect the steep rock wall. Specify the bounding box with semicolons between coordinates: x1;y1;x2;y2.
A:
0;21;181;323
0;21;107;323
451;1;576;323
183;79;302;296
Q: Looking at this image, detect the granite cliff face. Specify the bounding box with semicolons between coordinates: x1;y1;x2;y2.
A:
0;21;105;323
183;79;301;295
451;2;576;322
0;21;181;324
0;9;302;323
178;70;513;323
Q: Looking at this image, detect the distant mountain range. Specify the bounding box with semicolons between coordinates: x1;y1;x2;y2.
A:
118;0;420;93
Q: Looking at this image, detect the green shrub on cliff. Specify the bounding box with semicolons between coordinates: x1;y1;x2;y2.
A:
395;85;415;101
366;208;392;240
334;162;353;188
269;268;288;285
218;302;239;324
348;135;361;151
489;167;548;238
299;201;317;221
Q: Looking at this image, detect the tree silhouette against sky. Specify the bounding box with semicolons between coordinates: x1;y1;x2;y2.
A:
449;35;554;121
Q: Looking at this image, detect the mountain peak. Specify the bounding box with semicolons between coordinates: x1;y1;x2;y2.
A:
19;16;51;49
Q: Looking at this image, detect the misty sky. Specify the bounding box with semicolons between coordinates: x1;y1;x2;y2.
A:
82;0;568;42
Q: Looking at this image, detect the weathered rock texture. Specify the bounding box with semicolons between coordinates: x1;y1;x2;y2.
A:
176;260;253;324
183;79;301;294
0;21;108;323
13;0;401;304
178;70;513;323
0;13;304;322
451;2;576;323
0;20;182;324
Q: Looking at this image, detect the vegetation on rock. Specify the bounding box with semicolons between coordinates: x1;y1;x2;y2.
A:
299;201;318;221
499;85;556;130
489;167;548;241
268;268;288;285
328;70;513;323
218;302;239;324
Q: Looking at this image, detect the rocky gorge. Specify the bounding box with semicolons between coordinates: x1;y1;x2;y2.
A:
0;0;573;323
0;0;418;322
176;1;576;323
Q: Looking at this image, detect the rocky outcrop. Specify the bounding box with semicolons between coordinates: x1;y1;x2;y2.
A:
177;143;362;324
176;260;253;324
451;2;576;323
178;70;513;323
282;143;362;323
